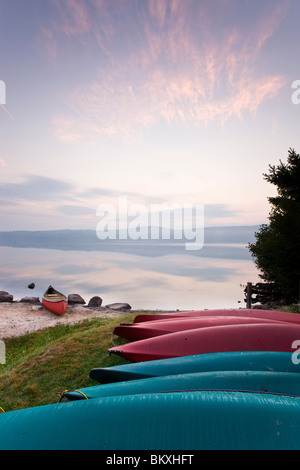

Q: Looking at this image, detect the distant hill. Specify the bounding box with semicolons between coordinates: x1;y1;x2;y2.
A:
0;226;259;260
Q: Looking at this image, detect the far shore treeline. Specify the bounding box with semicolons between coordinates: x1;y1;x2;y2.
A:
0;225;258;251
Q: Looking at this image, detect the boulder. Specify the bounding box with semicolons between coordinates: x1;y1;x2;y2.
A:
105;302;132;311
68;293;86;305
0;291;13;303
20;296;40;304
87;296;103;308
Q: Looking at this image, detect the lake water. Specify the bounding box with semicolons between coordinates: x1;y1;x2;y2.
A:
0;241;261;310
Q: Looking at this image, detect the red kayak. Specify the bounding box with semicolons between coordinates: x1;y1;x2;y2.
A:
113;315;286;342
109;323;300;362
133;309;300;325
42;285;68;316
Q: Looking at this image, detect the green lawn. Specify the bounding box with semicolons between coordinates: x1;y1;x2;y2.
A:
0;314;135;412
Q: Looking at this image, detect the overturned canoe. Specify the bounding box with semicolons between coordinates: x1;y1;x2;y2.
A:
62;370;300;401
133;309;300;324
90;351;299;384
1;391;300;449
42;285;68;315
108;323;300;362
113;315;285;342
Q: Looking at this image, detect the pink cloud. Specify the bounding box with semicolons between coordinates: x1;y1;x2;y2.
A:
148;0;169;28
52;0;91;37
37;0;92;60
37;27;58;60
252;1;290;52
48;0;289;142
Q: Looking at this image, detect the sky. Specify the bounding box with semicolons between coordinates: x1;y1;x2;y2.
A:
1;0;300;232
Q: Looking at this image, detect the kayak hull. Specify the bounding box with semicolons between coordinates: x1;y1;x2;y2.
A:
62;370;300;401
90;351;299;384
108;323;300;362
113;315;285;342
133;309;300;324
1;391;300;450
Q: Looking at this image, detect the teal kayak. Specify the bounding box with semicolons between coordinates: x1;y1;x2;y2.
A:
89;351;299;383
1;391;300;449
61;370;300;401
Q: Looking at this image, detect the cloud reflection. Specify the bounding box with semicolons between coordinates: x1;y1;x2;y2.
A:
0;245;255;309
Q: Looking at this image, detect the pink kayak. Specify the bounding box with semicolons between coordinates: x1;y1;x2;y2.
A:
133;309;300;325
113;315;286;342
109;322;300;362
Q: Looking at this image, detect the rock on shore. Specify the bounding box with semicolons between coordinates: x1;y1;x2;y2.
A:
0;291;13;303
0;289;131;312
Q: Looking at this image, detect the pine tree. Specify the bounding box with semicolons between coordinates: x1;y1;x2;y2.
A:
248;148;300;302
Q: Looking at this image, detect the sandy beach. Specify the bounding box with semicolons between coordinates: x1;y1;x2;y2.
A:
0;302;134;339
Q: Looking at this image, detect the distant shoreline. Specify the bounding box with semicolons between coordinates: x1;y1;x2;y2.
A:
0;226;259;249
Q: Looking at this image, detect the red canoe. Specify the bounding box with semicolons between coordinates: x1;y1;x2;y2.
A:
113;315;286;342
42;285;68;316
109;323;300;362
133;309;300;325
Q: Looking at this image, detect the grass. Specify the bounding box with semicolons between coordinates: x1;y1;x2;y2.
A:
281;305;300;314
0;313;136;412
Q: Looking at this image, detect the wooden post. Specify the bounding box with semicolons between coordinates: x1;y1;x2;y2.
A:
246;282;252;309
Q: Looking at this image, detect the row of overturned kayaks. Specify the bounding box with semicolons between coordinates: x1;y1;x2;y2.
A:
1;308;300;449
108;309;300;362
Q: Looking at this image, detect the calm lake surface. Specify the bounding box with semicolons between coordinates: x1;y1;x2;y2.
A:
0;240;261;310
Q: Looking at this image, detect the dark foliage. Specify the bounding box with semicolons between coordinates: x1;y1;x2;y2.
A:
248;149;300;302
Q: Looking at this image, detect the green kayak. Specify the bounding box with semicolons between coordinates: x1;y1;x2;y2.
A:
89;351;299;383
61;370;300;401
1;391;300;450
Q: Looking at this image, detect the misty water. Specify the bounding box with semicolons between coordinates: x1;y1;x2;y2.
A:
0;229;261;310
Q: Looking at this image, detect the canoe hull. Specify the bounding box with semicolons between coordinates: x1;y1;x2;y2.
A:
113;315;285;342
42;298;68;315
108;323;300;362
42;285;68;315
1;391;300;449
63;370;300;401
133;309;300;324
90;351;300;384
